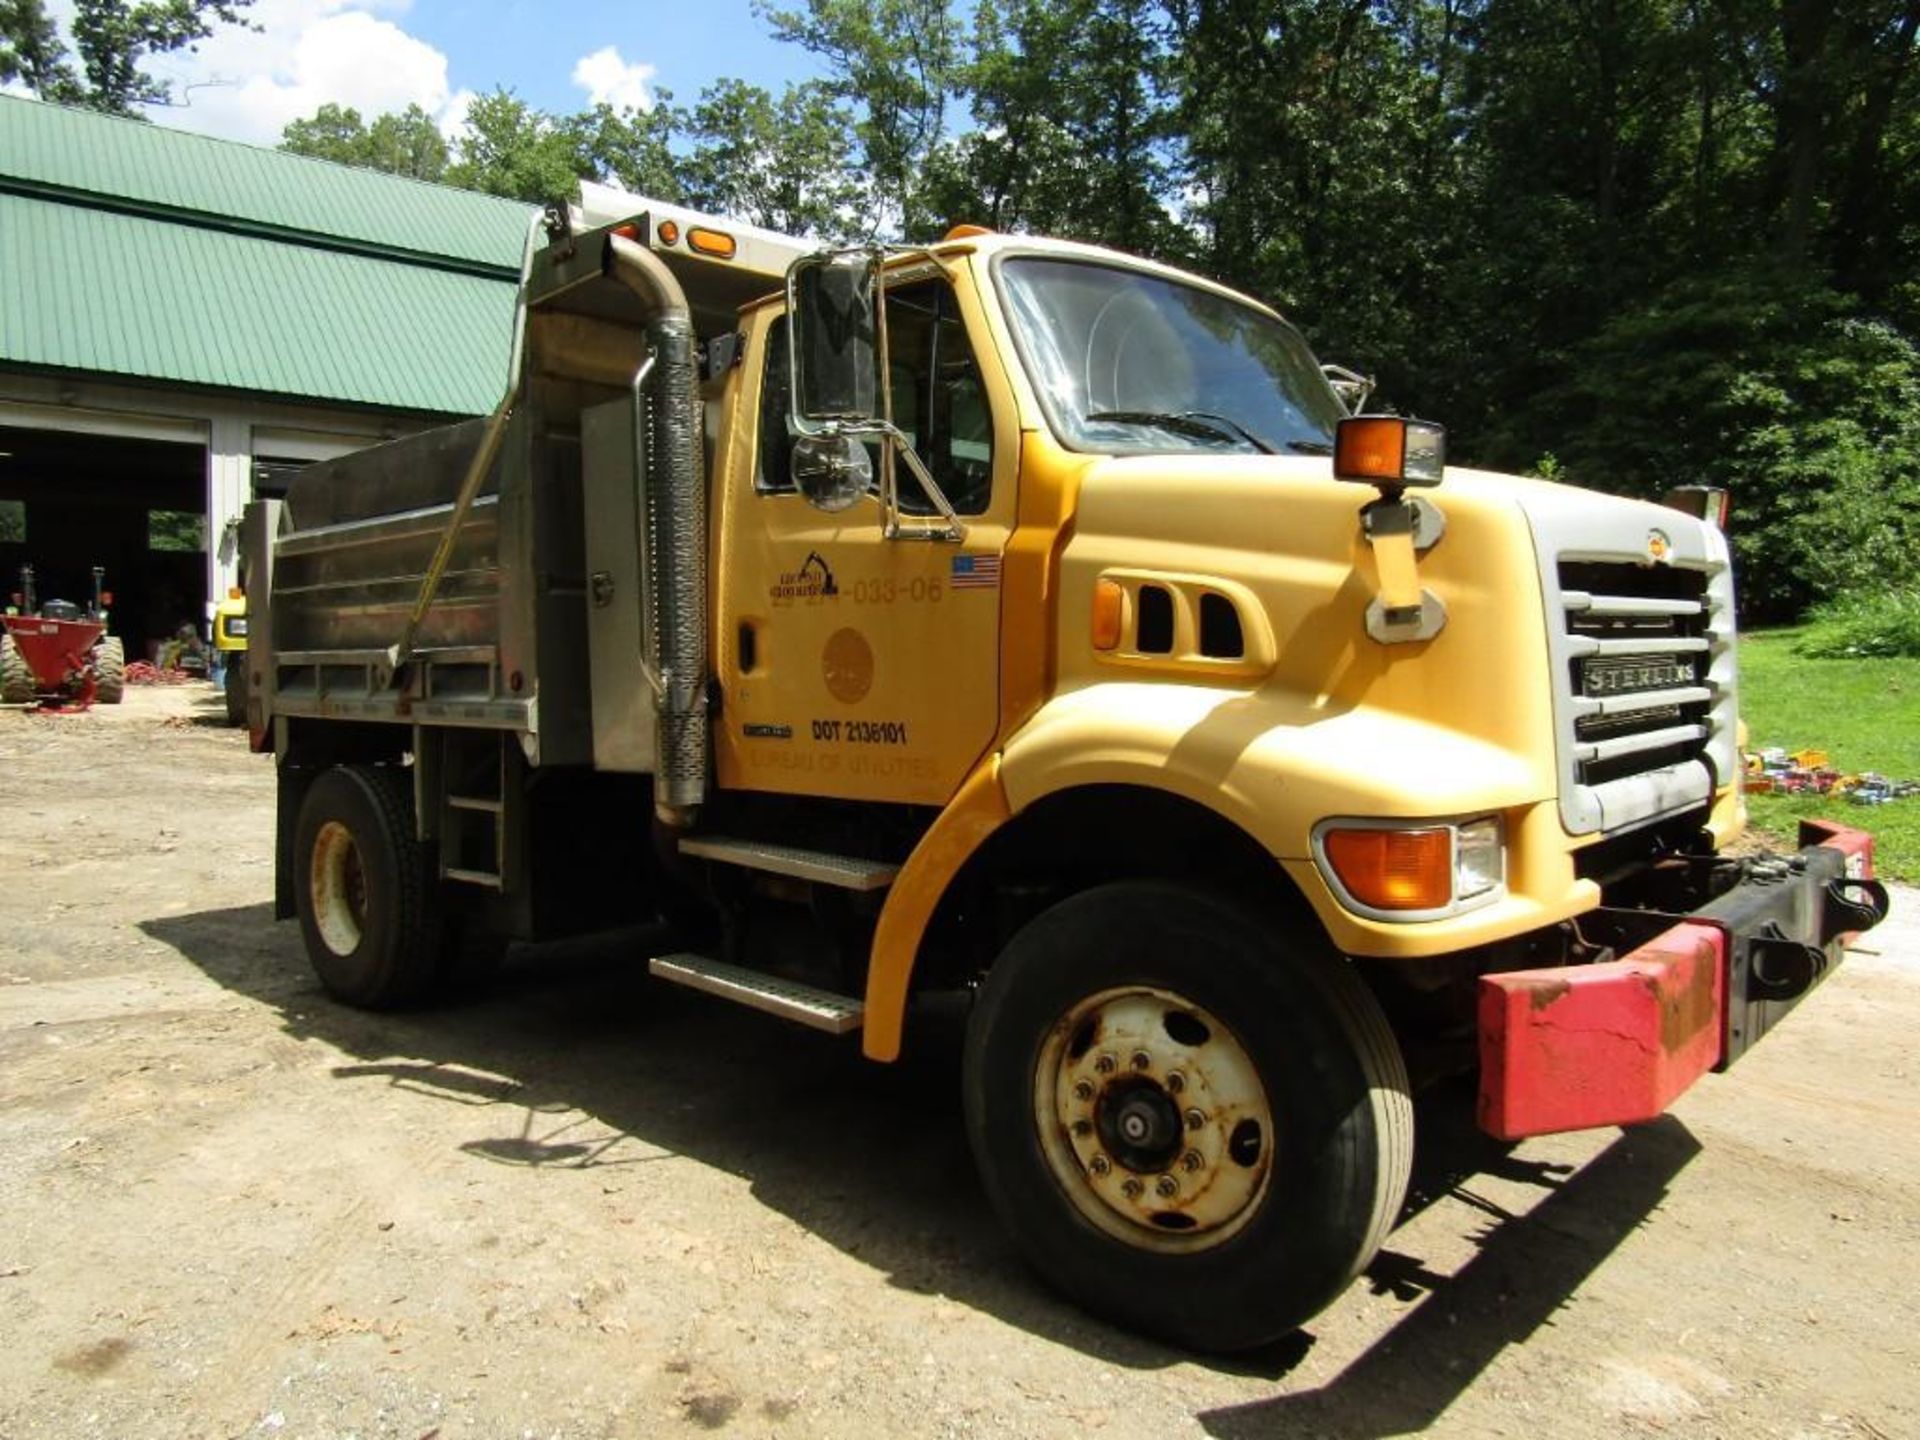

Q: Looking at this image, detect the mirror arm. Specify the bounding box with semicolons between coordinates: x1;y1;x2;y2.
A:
883;431;967;542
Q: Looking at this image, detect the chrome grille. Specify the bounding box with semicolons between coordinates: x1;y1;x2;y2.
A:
1558;562;1713;793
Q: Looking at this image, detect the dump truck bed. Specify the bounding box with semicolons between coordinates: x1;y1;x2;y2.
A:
253;408;592;761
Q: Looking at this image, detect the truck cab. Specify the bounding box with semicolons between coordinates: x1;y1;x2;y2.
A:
243;188;1888;1353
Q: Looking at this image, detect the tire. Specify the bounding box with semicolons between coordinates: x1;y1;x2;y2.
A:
293;765;443;1009
223;658;245;726
0;634;34;705
93;636;125;704
962;881;1413;1353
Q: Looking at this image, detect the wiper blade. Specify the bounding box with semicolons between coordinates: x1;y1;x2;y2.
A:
1283;438;1333;455
1086;409;1277;455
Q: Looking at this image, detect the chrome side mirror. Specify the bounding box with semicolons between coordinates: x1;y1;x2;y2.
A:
790;434;873;514
789;251;879;424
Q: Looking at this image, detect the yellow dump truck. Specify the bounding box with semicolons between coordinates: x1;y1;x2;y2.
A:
242;189;1888;1351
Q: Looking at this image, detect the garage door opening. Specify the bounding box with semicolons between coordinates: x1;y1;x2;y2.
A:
0;423;208;660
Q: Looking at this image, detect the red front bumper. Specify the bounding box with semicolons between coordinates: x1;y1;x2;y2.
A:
1476;822;1883;1141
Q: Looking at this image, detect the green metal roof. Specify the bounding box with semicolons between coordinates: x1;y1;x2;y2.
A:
0;94;532;274
0;192;518;415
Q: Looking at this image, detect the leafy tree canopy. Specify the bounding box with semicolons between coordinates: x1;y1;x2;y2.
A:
1;0;255;117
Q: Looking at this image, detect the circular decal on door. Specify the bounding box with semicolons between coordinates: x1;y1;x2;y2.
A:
823;627;875;705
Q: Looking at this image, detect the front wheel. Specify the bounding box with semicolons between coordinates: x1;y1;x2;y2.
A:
93;636;125;704
222;657;245;726
293;765;443;1008
0;634;33;705
962;881;1412;1353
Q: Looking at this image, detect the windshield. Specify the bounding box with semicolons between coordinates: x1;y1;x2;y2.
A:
998;257;1347;456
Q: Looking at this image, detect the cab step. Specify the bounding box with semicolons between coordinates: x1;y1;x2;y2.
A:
678;835;899;891
648;953;865;1034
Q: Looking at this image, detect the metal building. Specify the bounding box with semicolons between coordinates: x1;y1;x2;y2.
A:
0;95;533;654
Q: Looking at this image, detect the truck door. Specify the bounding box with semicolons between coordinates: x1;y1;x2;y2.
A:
714;270;1015;807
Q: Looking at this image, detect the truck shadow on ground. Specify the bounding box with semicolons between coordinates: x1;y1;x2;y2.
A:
143;903;1701;1424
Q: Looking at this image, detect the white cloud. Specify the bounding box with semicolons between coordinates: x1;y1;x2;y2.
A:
571;45;656;114
126;0;466;147
437;87;480;144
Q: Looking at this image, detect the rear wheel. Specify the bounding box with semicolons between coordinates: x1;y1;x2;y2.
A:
963;881;1412;1353
293;765;443;1008
93;636;125;704
0;634;33;705
222;657;245;726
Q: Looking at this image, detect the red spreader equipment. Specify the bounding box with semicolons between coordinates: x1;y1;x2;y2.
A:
0;565;127;711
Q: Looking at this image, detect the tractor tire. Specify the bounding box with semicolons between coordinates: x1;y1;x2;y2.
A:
0;634;33;705
293;765;444;1009
962;881;1413;1354
223;658;245;726
93;635;126;704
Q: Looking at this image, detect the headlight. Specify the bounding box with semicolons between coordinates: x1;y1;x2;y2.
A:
1316;816;1506;917
1454;817;1504;900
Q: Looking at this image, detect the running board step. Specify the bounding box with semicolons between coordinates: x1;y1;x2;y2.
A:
649;953;864;1034
677;835;899;891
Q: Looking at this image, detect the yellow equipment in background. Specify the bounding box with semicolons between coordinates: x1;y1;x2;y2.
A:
213;587;246;726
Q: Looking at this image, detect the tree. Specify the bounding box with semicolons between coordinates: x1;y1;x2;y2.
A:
566;100;682;200
282;103;449;183
0;0;254;116
442;89;594;207
754;0;960;237
682;79;859;235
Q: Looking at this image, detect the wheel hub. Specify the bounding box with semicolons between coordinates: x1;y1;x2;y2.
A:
1098;1078;1184;1174
1035;986;1275;1252
309;820;368;956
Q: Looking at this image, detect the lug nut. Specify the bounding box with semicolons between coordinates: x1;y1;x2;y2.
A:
1089;1154;1111;1176
1121;1177;1144;1199
1073;1079;1095;1102
1156;1175;1179;1197
1071;1119;1093;1137
1094;1053;1117;1076
1130;1050;1152;1071
1166;1071;1186;1094
1182;1150;1204;1173
1185;1108;1206;1131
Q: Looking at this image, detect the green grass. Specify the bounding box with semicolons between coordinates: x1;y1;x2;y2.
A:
1738;627;1920;882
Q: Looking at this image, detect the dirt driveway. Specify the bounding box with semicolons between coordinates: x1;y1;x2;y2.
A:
1;687;1915;1440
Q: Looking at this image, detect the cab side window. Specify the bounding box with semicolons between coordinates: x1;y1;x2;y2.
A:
756;279;995;516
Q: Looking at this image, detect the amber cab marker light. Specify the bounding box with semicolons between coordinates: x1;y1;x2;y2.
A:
1091;578;1126;651
1323;826;1452;911
687;227;736;259
655;220;680;246
1333;416;1446;488
611;222;642;242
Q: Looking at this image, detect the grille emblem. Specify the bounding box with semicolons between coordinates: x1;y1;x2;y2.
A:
1646;529;1671;562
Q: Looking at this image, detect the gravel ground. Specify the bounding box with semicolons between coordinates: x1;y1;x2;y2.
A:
1;686;1915;1440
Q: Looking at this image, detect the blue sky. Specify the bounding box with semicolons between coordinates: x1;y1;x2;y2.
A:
404;0;821;115
86;0;829;148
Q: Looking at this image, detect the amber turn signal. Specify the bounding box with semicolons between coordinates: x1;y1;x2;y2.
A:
1091;578;1125;651
1334;416;1445;489
1322;827;1453;911
687;227;737;259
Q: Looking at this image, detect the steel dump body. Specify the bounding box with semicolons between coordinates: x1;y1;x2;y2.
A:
248;210;796;775
256;410;596;764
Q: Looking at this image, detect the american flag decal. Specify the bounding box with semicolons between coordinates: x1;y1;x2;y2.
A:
950;554;1002;590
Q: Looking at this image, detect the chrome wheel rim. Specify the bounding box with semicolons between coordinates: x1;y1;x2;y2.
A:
1035;986;1274;1252
309;820;368;956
